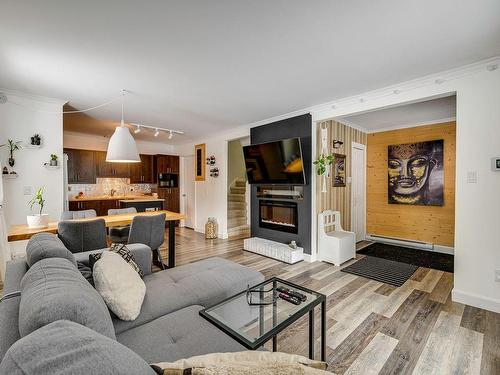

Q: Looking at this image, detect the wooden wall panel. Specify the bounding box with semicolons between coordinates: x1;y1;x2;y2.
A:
366;122;456;246
316;120;367;231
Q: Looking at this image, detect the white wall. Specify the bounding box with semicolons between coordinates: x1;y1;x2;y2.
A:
0;91;65;227
64;131;175;155
174;126;251;238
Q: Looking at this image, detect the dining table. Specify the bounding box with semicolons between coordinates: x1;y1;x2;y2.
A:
8;210;185;268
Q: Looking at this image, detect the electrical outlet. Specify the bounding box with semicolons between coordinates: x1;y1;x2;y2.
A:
495;269;500;282
23;186;32;196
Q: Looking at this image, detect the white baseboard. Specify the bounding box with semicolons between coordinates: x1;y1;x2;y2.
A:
303;253;315;263
366;234;454;255
433;245;454;255
452;288;500;313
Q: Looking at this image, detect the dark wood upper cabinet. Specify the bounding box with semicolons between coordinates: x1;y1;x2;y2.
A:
95;151;130;178
156;155;179;174
130;154;154;183
64;148;96;184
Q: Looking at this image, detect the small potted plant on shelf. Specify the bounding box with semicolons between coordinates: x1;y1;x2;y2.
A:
31;134;41;146
0;139;22;167
27;187;49;228
49;154;58;166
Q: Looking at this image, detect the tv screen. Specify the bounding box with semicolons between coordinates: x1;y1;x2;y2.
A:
243;138;306;184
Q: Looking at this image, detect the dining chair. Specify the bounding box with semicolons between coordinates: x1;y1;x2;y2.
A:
60;209;97;220
107;207;137;244
58;218;107;253
128;213;166;269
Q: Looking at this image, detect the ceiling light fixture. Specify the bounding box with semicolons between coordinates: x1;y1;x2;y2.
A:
106;90;140;163
168;131;173;140
154;128;160;137
130;123;185;139
134;124;141;134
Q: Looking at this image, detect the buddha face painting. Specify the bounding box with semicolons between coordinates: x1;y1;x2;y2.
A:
388;140;444;205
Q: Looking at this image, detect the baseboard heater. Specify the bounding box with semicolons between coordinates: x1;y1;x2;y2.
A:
366;234;433;250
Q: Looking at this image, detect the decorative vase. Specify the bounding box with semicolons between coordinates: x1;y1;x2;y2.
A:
27;214;50;229
205;217;218;239
8;158;14;167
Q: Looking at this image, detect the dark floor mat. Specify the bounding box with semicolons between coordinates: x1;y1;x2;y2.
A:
342;256;418;287
358;242;453;273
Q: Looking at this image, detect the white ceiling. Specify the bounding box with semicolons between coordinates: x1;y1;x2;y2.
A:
340;95;456;132
1;1;499;143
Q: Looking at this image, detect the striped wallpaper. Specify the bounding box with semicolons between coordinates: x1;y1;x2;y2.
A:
315;120;367;231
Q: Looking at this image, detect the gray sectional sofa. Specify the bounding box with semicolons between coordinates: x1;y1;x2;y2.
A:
0;233;264;373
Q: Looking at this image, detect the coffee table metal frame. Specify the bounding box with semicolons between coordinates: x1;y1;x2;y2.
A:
199;277;327;361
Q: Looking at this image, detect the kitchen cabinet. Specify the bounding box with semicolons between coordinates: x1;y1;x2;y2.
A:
95;151;130;178
68;200;100;213
158;187;180;213
156;155;179;174
130;154;154;183
65;149;96;184
98;199;121;216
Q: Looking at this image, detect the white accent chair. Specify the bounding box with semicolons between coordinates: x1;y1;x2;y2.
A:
318;210;356;266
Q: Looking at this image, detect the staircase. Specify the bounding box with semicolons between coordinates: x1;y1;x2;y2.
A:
227;178;250;239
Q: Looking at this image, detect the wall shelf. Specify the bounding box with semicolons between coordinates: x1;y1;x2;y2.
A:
44;164;60;170
24;143;42;149
2;174;19;179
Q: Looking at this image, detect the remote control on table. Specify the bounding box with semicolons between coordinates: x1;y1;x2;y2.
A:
276;286;307;302
278;292;301;305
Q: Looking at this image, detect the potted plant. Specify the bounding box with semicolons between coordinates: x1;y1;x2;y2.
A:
31;134;41;146
313;153;334;176
27;187;49;228
49;154;58;166
0;139;22;167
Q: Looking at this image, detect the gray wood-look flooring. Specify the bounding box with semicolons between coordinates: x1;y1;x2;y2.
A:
157;228;499;375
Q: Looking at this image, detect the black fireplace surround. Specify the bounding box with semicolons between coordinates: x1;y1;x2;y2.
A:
259;200;298;234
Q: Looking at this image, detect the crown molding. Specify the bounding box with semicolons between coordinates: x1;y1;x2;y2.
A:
0;87;67;106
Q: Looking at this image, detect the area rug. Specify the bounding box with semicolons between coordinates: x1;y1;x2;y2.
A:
341;256;418;287
357;242;454;272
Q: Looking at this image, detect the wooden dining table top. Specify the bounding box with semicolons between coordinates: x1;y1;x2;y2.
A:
8;210;186;242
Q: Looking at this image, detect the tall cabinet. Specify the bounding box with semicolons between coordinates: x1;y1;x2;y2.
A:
156;154;180;213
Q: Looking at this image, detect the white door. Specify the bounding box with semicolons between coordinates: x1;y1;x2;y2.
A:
182;156;195;228
351;143;366;242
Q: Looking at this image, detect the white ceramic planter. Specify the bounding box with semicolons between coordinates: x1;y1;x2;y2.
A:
27;214;50;229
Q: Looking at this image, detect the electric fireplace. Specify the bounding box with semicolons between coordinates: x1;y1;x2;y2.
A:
259;200;298;234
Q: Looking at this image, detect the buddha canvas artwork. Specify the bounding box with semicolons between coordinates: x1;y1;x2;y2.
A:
388;140;444;206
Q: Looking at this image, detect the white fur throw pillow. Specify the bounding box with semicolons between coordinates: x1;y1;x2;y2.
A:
93;251;146;321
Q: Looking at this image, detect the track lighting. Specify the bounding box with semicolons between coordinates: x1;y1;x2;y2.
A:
134;125;141;134
168;131;173;140
154;128;160;137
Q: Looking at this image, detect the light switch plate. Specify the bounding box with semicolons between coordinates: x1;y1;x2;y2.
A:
495;269;500;282
23;186;32;196
467;171;477;184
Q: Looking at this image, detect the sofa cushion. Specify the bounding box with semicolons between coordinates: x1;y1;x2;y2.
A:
26;232;76;267
0;320;156;375
19;257;115;339
93;251;146;321
113;257;264;334
117;305;247;364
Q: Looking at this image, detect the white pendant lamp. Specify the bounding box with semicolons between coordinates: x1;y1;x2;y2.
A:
106;90;140;163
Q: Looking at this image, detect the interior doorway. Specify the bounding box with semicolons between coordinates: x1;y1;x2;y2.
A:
351;142;366;242
181;155;195;229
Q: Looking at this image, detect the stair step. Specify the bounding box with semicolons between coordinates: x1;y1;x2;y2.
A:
230;186;246;195
234;180;246;188
228;209;246;219
228;201;246;210
228;217;247;228
228;224;251;238
228;194;245;202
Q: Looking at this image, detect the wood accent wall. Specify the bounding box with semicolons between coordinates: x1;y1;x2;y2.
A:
367;122;456;246
316;120;367;231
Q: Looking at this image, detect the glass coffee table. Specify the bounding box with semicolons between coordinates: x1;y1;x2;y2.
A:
199;277;327;360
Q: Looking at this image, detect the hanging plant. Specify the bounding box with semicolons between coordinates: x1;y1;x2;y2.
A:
0;139;22;167
313;153;334;176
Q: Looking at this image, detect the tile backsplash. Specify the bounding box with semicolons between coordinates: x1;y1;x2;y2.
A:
68;178;154;198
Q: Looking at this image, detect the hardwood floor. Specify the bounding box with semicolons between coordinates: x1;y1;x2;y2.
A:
158;227;499;375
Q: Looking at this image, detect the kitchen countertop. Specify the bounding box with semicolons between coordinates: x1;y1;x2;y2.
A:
69;195;157;202
119;198;165;203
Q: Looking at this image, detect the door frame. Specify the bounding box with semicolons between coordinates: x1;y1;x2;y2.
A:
350;142;367;242
180;155;195;229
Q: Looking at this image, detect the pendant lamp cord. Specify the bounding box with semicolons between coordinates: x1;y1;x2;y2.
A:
120;89;125;126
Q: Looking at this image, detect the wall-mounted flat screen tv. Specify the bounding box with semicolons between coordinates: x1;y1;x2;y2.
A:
243;137;306;185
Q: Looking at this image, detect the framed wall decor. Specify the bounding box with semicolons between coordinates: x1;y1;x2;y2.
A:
332;153;346;187
388;139;444;206
195;143;206;181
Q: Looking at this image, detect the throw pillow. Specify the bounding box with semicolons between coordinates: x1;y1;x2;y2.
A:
93;251;146;321
151;351;328;374
89;243;144;277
